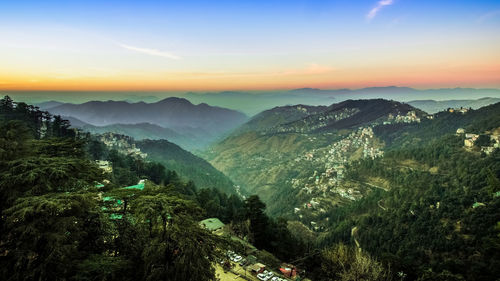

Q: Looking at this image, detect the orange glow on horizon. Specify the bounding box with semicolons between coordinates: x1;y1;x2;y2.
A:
1;63;499;91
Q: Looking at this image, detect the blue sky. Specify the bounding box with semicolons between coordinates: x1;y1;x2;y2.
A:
1;0;499;90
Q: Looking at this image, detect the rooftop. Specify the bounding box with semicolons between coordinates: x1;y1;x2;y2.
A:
199;218;225;231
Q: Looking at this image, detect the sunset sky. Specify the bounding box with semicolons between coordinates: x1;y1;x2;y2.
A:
1;0;500;91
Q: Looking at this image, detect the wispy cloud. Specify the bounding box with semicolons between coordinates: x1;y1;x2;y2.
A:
118;43;181;60
367;0;394;21
477;10;500;23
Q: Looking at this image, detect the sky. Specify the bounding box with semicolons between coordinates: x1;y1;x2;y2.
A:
1;0;500;91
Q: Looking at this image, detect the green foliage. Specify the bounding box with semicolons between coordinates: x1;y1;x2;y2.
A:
320;133;500;280
475;134;492;147
0;101;230;281
416;270;465;281
196;187;245;223
320;243;392;281
137;139;237;194
1;193;107;281
0;120;32;161
243;195;305;262
111;186;223;281
245;195;271;249
0;95;75;139
74;255;133;281
0;134;102;210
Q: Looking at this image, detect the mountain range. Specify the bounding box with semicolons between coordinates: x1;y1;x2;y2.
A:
28;88;500;152
407;97;500;114
13;86;499;116
46;97;248;150
184;87;500;115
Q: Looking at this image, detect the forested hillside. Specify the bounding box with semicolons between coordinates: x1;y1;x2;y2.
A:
0;96;324;281
137;139;238;195
307;103;500;280
0;96;228;280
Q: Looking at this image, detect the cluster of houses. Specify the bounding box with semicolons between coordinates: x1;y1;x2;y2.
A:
330;186;360;201
384;111;421;124
327;127;383;164
458;128;499;154
98;132;148;159
463;132;479;148
288;127;384;231
95;160;113;173
448;107;470;114
93;133;149;180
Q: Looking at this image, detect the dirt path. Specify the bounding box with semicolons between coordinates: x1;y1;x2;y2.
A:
351;226;361;249
377;199;387;211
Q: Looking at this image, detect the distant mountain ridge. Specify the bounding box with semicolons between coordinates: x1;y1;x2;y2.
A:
47;97;248;150
184;87;500;115
408;97;500;114
49;97;246;127
36;101;64;110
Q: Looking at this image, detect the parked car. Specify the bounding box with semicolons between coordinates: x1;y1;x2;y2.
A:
257;273;267;281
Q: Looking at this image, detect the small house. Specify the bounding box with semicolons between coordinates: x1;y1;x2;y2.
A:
464;139;475;147
199;218;225;232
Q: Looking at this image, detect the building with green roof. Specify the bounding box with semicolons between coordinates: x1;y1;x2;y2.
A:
123;180;145;190
199;218;225;231
101;180;146;219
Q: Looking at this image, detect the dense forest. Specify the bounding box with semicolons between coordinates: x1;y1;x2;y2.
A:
0;96;329;281
310;104;500;280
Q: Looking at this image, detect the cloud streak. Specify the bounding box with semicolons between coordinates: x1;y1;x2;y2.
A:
367;0;394;21
118;43;181;60
477;10;500;23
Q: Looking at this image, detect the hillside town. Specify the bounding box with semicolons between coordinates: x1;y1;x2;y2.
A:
98;132;148;159
458;127;500;154
287;126;384;231
384;110;421;124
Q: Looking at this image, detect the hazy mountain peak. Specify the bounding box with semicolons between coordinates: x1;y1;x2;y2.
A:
156;96;193;105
